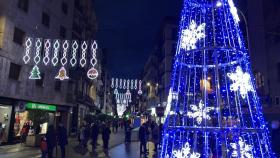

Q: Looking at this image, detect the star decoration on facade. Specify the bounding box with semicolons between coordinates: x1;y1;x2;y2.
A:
180;20;206;51
167;142;201;158
187;100;214;125
228;0;240;24
230;137;253;158
227;66;254;98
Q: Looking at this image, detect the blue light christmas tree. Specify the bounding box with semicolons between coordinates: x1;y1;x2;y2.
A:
160;0;275;157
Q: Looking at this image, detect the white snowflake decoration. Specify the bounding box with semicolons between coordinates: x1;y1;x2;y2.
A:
167;142;200;158
187;100;214;125
230;137;253;158
227;66;254;98
228;0;240;24
181;20;206;51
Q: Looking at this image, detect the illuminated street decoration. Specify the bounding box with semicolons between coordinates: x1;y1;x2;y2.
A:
43;39;51;65
70;41;79;67
87;41;99;80
52;40;60;66
230;137;253;158
29;38;42;80
166;142;200;158
80;41;87;68
55;40;69;80
138;80;142;95
228;0;240;24
180;20;205;51
23;37;32;64
227;66;254;98
187;100;214;125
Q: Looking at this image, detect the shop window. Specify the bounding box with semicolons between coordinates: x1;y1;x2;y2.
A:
61;1;68;15
42;12;50;28
60;26;66;38
36;73;45;87
18;0;29;13
55;81;62;91
13;27;25;45
9;63;21;80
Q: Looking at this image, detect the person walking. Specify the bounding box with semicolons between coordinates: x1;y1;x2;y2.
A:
102;123;111;150
125;120;132;143
57;123;68;158
139;123;148;155
46;125;56;158
114;120;119;133
91;121;99;151
40;136;48;158
152;123;159;152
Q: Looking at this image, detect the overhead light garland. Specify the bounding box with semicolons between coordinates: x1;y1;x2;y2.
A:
22;37;99;80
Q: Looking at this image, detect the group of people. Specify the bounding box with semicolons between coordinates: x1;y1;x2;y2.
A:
139;121;163;155
40;123;68;158
78;121;112;153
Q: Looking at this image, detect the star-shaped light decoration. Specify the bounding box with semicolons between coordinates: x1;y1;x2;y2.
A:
228;0;240;24
166;142;201;158
180;20;206;51
187;100;214;125
227;66;254;98
230;137;253;158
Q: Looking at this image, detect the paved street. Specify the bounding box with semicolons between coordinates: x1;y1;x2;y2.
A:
0;128;158;158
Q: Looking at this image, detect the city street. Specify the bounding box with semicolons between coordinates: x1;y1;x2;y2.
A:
0;129;157;158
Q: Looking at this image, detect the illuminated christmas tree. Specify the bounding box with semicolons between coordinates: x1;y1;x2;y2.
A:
161;0;275;157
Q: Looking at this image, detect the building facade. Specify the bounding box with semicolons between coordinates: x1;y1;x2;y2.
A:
0;0;100;143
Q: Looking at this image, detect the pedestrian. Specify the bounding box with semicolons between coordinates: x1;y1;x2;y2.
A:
40;136;48;158
84;123;91;147
20;122;29;144
79;125;85;147
125;120;132;143
139;123;148;155
91;121;99;150
46;125;56;158
152;122;159;152
57;123;68;158
114;120;119;133
102;123;111;150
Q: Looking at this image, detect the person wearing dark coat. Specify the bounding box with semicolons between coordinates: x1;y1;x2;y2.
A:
91;122;99;150
125;120;132;143
57;123;68;158
46;125;56;158
139;123;148;154
102;123;111;150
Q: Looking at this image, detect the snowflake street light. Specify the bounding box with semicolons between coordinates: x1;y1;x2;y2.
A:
227;66;254;98
187;100;214;125
230;137;253;158
180;20;206;51
167;142;201;158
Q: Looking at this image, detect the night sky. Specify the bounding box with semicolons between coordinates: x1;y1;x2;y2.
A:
94;0;182;78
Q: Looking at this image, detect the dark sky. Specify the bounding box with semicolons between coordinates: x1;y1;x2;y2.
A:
94;0;182;78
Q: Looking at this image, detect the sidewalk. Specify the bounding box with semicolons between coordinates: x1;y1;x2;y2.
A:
0;128;128;158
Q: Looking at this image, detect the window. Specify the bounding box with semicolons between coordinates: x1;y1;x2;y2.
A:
42;12;50;28
9;63;21;80
60;26;66;38
13;27;25;45
276;96;280;105
18;0;29;12
55;81;61;91
36;73;45;87
61;2;68;15
278;63;280;82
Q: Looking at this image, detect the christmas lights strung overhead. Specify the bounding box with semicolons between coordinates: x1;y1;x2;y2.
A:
111;78;142;93
80;41;87;68
55;40;69;81
23;37;32;64
29;38;42;80
87;41;99;80
52;40;60;66
70;41;79;67
227;66;254;98
111;78;115;88
138;80;142;95
134;79;137;89
180;20;206;51
43;39;51;66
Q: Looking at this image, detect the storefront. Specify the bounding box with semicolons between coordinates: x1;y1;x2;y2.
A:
0;104;13;144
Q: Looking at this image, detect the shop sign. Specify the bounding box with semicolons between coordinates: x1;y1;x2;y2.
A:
26;102;56;112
